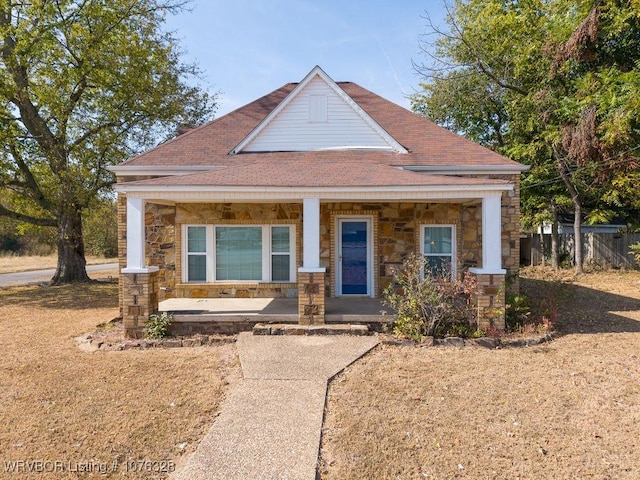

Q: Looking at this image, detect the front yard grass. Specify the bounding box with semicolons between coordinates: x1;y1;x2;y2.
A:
2;267;638;479
0;282;239;479
320;268;640;479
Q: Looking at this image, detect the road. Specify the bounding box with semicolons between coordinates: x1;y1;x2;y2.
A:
0;263;119;287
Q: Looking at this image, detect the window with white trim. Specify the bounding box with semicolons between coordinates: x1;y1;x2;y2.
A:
186;226;207;282
420;224;456;278
183;224;295;282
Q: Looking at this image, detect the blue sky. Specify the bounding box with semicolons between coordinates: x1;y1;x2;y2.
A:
165;1;447;116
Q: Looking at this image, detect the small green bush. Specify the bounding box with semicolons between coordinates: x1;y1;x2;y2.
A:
505;294;532;331
143;312;173;339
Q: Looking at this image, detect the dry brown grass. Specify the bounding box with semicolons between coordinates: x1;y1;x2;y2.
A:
0;254;117;274
0;282;239;479
320;269;640;479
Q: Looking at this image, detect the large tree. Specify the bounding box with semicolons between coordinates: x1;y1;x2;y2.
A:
413;0;640;273
0;0;215;283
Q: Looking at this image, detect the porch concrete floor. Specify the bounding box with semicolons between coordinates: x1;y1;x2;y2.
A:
159;297;392;318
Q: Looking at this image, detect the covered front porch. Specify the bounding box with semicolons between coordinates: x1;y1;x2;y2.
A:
159;296;391;335
116;183;516;337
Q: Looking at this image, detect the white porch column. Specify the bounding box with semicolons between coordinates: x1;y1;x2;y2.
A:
300;197;324;272
122;196;157;273
471;194;506;275
298;197;325;324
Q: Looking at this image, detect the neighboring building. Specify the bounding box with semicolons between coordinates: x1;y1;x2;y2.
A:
538;223;626;235
111;66;527;337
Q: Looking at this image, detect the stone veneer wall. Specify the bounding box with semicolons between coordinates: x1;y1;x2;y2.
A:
146;203;176;300
321;202;482;297
503;175;522;292
173;202;302;298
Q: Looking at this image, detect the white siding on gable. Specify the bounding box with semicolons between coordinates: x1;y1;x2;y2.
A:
309;94;328;123
243;77;397;152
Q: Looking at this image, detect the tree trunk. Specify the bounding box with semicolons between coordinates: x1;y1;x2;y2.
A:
555;152;583;275
540;225;546;266
551;221;559;270
550;203;559;270
573;201;583;274
51;207;90;284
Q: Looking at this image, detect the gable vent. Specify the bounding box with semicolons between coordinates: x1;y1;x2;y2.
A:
309;94;328;123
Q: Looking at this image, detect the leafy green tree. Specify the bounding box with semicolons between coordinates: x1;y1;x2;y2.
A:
83;196;117;258
413;0;640;273
0;0;215;283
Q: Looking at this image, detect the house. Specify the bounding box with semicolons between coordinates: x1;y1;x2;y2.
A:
537;222;626;235
111;66;527;337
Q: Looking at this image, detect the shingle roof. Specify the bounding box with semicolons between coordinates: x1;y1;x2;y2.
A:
124;156;512;188
120;84;296;168
115;75;525;191
120;81;522;170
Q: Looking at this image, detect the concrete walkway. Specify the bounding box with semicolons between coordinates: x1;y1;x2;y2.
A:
173;332;379;480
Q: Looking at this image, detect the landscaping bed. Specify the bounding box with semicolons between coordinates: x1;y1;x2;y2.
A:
76;318;236;351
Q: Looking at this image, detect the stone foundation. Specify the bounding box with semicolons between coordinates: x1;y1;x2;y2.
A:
297;270;326;324
122;270;159;338
473;273;506;330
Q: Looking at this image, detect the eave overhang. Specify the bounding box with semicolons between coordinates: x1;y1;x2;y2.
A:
401;164;530;174
113;183;512;202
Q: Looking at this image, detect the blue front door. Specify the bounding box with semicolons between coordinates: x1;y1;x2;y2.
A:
339;220;368;295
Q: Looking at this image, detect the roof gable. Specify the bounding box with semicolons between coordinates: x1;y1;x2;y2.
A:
231;66;407;154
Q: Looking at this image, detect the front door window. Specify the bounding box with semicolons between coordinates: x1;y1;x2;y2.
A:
339;220;369;295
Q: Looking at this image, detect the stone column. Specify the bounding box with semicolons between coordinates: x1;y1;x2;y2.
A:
297;271;326;325
298;197;326;324
122;270;159;338
473;273;506;330
121;195;160;337
470;194;507;330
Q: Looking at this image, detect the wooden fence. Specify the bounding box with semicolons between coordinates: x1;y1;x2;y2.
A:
521;232;640;269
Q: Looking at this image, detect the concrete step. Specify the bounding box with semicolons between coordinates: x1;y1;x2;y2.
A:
252;323;371;336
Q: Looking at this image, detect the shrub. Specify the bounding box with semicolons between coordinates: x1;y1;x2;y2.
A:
0;233;21;252
505;294;531;331
630;242;640;266
143;312;173;339
505;291;556;335
383;253;478;340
